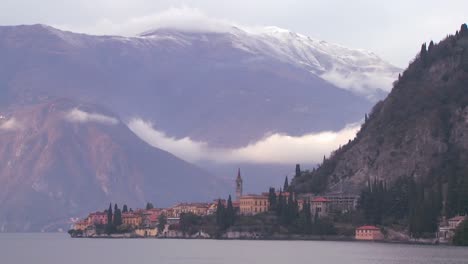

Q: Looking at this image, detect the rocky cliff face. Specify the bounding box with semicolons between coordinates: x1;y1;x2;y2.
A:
293;25;468;196
0;99;226;232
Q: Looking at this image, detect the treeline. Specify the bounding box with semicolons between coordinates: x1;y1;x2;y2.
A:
358;177;441;237
104;202;155;234
215;195;236;230
268;186;335;235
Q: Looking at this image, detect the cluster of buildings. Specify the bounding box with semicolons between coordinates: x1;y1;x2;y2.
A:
73;169;361;237
235;169;359;218
74;169;361;234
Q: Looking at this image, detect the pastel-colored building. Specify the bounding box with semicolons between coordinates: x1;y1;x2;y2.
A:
122;212;142;227
171;203;210;217
74;220;90;231
355;225;384;241
135;227;158;237
239;194;269;215
88;212;108;225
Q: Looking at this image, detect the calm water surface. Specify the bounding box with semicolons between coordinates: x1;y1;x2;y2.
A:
0;233;467;264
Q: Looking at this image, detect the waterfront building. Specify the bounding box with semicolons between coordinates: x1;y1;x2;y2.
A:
135;227;158;237
74;220;90;231
355;225;384;240
239;194;269;215
437;215;467;243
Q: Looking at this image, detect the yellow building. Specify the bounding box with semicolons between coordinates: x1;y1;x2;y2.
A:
171;203;210;217
122;213;142;227
135;227;158;237
74;220;90;231
239;195;269;215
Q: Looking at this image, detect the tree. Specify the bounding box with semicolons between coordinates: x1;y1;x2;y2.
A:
215;199;226;229
122;204;128;213
157;214;167;234
225;195;235;227
460;23;468;38
420;43;428;66
106;203;113;234
268;187;277;211
453;220;468;246
113;204;122;226
295;164;301;178
179;213;201;236
428;40;434;53
283;176;289;192
146;202;154;210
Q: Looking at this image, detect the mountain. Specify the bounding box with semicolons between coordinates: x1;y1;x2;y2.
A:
0;99;225;232
0;24;399;147
292;24;468;214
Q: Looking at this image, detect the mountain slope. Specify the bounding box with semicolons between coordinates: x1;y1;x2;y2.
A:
0;24;398;147
292;24;468;208
0;99;225;232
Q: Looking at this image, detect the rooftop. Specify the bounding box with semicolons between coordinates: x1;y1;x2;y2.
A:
356;225;380;230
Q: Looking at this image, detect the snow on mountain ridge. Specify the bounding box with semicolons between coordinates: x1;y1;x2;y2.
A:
141;25;401;101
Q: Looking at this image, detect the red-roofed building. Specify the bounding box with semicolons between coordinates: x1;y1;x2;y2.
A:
355;225;384;240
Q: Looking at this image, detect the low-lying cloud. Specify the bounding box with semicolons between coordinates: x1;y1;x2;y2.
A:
0;117;22;131
57;6;236;36
128;118;360;165
65;108;119;125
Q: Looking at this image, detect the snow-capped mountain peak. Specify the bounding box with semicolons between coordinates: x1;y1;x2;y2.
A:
141;25;401;101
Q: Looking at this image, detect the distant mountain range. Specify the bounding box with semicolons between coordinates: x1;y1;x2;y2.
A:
0;24;400;147
0;23;400;231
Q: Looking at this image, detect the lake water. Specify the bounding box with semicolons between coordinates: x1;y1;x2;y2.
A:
0;233;467;264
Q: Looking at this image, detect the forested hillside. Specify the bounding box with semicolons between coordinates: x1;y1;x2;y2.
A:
292;24;468;236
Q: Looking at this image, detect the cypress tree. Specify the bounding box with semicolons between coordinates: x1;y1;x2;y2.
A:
146;202;154;210
420;43;428;65
113;204;122;226
283;176;289;192
122;204;128;213
295;164;301;178
106;203;113;234
157;214;167;234
226;195;235;227
460;24;468;38
107;203;113;226
268;187;277;211
216;199;226;229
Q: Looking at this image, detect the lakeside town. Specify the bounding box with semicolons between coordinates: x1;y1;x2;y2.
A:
69;168;467;245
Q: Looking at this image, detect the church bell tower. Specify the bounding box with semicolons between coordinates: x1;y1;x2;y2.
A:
235;168;243;201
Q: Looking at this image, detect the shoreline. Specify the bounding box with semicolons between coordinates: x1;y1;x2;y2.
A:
68;234;450;246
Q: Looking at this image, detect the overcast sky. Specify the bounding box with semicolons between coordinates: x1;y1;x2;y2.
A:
1;0;467;67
